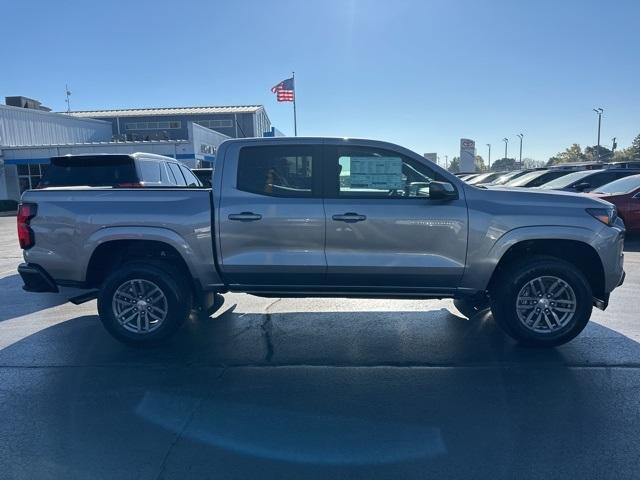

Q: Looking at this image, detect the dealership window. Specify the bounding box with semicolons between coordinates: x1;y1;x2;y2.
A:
18;163;48;193
237;146;315;197
126;121;181;130
195;119;233;129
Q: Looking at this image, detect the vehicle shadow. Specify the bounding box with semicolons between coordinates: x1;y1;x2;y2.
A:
0;273;70;322
0;302;637;369
1;306;640;479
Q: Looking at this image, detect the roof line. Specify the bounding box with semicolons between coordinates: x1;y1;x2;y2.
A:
63;104;264;114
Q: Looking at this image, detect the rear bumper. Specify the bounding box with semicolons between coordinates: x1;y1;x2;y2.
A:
17;263;59;293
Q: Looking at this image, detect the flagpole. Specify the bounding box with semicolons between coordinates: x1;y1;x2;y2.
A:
292;71;297;136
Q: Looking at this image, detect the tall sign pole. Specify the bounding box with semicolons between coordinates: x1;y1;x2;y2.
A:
292;71;298;136
65;84;72;113
517;133;524;169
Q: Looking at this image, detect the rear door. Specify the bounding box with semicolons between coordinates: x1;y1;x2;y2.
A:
625;189;640;231
218;142;325;286
322;142;468;290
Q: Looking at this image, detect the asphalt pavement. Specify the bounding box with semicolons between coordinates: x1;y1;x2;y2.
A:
0;216;639;479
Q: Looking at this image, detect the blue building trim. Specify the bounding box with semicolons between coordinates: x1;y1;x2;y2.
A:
4;158;51;165
4;154;213;165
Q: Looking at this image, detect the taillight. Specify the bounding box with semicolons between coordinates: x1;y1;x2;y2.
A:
17;203;37;249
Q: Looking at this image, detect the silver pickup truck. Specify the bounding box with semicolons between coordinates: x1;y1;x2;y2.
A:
17;137;626;347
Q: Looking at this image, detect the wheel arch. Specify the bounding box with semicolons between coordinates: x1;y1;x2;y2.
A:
488;238;605;300
88;237;193;283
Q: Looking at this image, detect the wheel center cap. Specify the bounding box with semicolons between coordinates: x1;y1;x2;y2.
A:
137;300;148;308
539;298;550;307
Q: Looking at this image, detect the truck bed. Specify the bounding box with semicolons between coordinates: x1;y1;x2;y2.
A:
20;188;222;290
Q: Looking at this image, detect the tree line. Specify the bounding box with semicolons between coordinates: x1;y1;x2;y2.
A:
447;132;640;173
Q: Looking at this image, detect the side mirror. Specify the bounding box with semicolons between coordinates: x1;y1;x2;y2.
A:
574;182;591;192
429;181;458;200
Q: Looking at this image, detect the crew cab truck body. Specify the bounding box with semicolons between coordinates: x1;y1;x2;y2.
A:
17;138;626;347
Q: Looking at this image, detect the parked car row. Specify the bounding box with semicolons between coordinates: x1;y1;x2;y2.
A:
459;165;640;232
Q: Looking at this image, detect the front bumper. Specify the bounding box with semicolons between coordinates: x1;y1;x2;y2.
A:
17;263;59;293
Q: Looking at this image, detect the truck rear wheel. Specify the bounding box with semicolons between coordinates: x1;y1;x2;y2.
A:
490;256;592;347
97;262;192;345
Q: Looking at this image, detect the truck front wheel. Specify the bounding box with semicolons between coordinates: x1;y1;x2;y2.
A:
490;256;593;347
97;262;192;345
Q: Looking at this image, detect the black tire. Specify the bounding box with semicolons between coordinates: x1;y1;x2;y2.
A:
97;261;192;345
453;295;490;319
490;255;593;347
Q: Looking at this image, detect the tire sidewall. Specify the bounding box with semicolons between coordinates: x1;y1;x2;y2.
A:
491;258;592;347
97;262;191;345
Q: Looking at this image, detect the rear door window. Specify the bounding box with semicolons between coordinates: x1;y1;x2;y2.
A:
38;155;138;187
167;163;187;186
179;165;203;187
237;145;318;197
137;160;163;185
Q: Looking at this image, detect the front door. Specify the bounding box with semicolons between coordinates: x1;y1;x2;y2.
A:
323;143;468;290
218;142;325;286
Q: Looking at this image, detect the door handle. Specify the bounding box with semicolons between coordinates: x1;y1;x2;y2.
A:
228;212;262;221
332;212;367;223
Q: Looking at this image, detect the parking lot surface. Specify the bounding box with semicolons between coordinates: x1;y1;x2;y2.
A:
0;216;639;479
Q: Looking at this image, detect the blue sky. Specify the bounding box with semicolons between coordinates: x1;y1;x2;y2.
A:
2;0;639;163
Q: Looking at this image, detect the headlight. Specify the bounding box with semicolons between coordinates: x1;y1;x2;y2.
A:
586;207;617;226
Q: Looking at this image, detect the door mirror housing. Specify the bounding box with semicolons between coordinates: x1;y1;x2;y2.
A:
429;181;458;200
574;182;591;192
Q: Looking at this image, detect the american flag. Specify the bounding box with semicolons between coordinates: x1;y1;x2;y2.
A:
271;77;295;102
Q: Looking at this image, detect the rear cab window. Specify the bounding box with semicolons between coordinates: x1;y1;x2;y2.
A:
237;145;318;197
38;155;138;188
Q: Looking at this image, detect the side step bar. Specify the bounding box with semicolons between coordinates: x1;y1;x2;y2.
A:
68;290;99;305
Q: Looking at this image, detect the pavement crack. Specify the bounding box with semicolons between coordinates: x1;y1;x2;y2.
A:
152;365;227;480
258;298;280;363
152;397;203;480
260;314;275;363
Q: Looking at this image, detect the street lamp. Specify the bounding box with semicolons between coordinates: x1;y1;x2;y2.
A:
502;137;508;161
593;108;604;162
517;133;524;169
486;143;491;169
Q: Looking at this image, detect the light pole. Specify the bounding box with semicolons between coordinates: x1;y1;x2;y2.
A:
517;133;524;169
486;143;491;170
502;137;508;162
593;108;603;162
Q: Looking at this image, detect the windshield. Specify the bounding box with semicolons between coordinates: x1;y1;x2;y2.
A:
504;170;547;187
593;174;640;194
537;170;592;189
491;170;530;185
467;172;496;184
